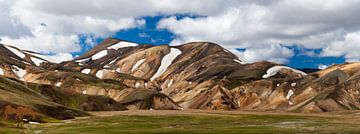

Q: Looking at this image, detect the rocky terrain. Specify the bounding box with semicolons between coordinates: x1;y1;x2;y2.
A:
1;37;360;123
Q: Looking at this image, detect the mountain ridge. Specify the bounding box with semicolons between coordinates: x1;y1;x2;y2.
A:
1;38;360;123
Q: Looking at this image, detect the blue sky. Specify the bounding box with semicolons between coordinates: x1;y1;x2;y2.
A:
1;0;359;69
76;16;345;69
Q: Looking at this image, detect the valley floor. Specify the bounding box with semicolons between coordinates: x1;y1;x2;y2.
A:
2;110;360;134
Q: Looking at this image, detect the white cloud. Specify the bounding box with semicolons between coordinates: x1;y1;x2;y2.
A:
1;24;80;53
0;0;230;59
157;0;360;62
0;0;30;38
321;31;360;61
158;5;269;48
318;64;328;70
0;0;146;56
1;0;360;63
230;44;294;64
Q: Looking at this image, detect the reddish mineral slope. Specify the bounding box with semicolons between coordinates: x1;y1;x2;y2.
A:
1;38;360;123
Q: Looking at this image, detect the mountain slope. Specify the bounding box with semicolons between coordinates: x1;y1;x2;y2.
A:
1;38;360;118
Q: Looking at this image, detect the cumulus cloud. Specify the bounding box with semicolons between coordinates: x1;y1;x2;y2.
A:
157;0;360;63
1;24;81;53
0;0;231;62
0;0;30;38
1;0;360;63
318;64;329;70
321;32;360;62
230;44;294;63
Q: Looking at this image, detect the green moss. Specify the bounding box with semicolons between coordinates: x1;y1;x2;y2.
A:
225;78;255;90
12;112;360;134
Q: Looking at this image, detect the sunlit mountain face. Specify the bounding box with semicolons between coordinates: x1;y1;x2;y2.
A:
1;1;360;133
1;38;360;116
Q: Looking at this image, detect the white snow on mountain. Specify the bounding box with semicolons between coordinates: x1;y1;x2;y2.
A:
286;89;294;105
92;50;108;60
286;89;294;100
135;82;140;88
131;59;145;72
108;41;138;50
96;70;104;78
56;82;62;87
262;66;307;78
167;79;174;87
109;58;118;64
116;68;121;73
233;59;243;64
30;57;46;66
151;48;182;81
81;69;91;74
12;65;26;79
76;58;91;63
0;68;4;75
4;45;26;58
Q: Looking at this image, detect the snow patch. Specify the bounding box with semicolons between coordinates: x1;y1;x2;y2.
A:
109;58;118;64
30;57;46;66
135;82;140;88
92;50;108;60
262;66;307;78
286;89;294;100
81;69;91;74
233;59;243;64
286;89;294;105
108;41;138;50
12;66;26;79
167;79;174;87
4;45;26;58
291;83;297;87
56;82;62;87
0;68;4;75
96;70;104;78
76;58;90;63
103;65;110;68
131;59;145;72
151;48;182;81
29;121;40;125
116;68;121;73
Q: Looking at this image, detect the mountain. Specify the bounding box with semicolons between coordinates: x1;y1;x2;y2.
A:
1;38;360;123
